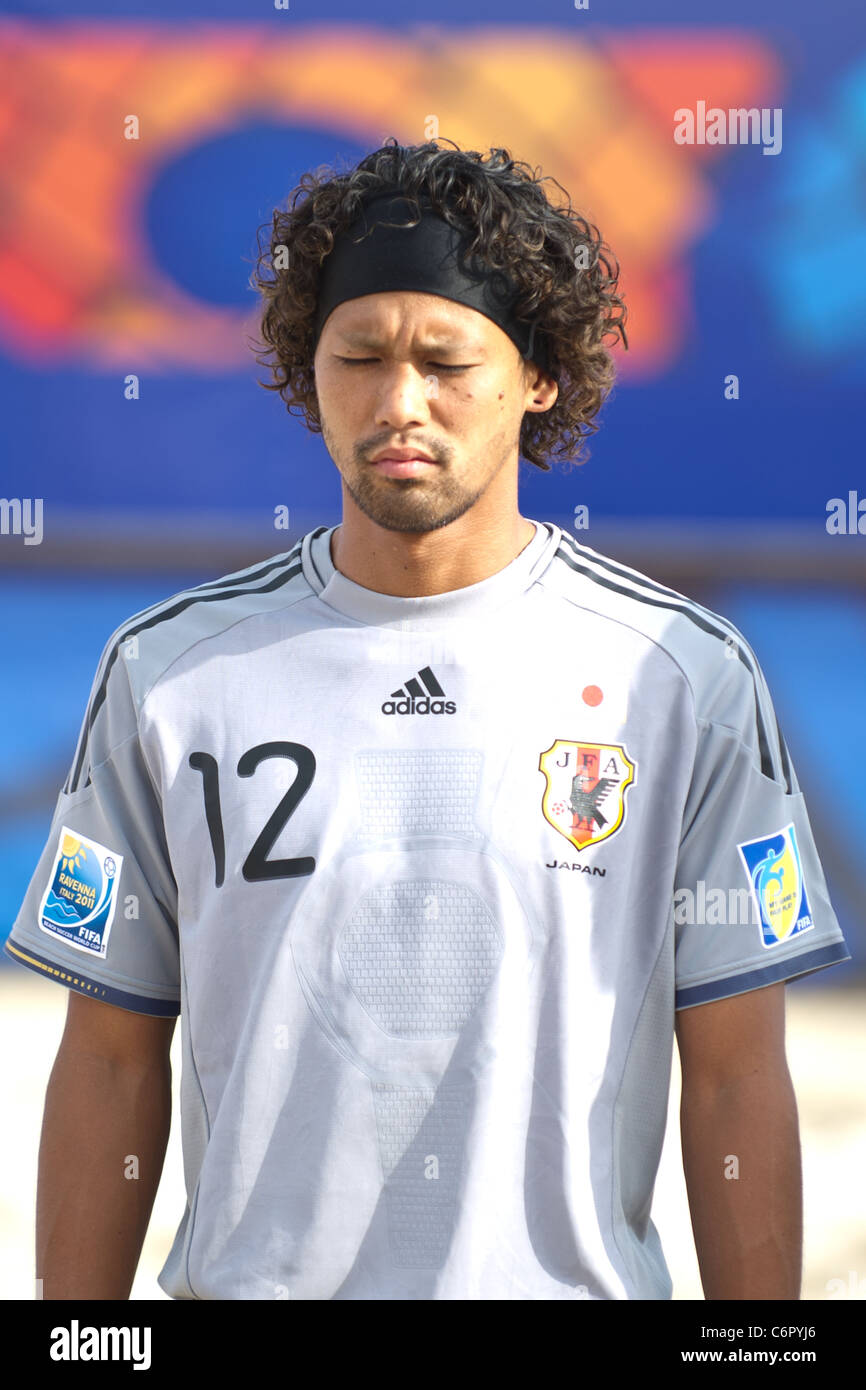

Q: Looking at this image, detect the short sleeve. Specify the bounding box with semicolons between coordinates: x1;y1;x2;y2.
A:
674;712;851;1011
4;632;180;1016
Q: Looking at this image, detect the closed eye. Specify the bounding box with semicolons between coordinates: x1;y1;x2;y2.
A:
335;357;471;373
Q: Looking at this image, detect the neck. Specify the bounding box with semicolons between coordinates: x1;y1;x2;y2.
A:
330;506;537;598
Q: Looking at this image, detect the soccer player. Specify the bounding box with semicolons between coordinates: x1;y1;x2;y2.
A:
6;139;850;1300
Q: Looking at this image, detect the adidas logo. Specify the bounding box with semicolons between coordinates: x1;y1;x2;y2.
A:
381;665;456;715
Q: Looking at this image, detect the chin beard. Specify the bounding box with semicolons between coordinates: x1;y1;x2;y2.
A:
342;470;484;534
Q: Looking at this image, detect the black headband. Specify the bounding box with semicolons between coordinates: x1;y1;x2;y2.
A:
311;186;551;374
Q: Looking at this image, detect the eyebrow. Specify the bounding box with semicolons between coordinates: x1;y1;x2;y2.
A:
336;332;483;353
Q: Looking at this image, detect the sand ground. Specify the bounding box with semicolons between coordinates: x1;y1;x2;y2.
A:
1;972;863;1301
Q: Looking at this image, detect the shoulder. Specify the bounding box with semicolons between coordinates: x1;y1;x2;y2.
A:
542;529;788;785
544;530;762;713
112;538;313;686
65;538;316;794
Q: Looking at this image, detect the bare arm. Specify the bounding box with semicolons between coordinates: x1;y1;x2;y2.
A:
37;990;176;1300
675;982;802;1300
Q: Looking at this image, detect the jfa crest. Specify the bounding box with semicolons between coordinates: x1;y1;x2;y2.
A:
539;740;636;852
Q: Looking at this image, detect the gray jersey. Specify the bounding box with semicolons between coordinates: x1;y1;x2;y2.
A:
6;519;850;1299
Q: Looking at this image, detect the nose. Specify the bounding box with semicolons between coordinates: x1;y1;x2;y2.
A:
373;361;436;432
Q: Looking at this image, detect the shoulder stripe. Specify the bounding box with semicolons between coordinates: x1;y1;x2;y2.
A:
67;555;308;794
62;536;315;797
192;532;326;592
555;532;790;789
552;541;778;783
307;530;329;588
557;530;764;657
101;534;312;666
774;712;793;792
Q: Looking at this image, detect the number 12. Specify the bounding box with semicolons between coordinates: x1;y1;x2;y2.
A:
189;741;316;887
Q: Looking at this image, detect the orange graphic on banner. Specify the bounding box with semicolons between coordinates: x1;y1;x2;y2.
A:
0;21;780;371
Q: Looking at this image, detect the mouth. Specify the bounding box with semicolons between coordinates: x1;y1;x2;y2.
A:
369;456;439;478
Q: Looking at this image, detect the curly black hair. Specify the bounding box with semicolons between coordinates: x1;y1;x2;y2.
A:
248;138;627;472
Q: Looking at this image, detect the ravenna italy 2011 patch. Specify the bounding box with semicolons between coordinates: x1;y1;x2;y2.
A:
38;826;123;957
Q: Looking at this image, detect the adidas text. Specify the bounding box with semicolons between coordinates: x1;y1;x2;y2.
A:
381;696;457;716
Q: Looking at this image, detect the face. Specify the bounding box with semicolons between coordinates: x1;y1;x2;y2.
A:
312;292;556;534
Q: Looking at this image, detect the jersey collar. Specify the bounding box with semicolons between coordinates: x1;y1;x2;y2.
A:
301;519;558;629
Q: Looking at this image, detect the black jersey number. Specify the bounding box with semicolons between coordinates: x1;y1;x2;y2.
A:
189;741;316;888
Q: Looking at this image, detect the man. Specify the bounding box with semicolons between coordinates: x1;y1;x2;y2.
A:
6;139;850;1300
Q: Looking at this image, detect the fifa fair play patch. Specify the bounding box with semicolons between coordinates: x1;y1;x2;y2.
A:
737;822;815;950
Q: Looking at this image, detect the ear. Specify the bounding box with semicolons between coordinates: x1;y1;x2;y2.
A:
523;362;558;413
